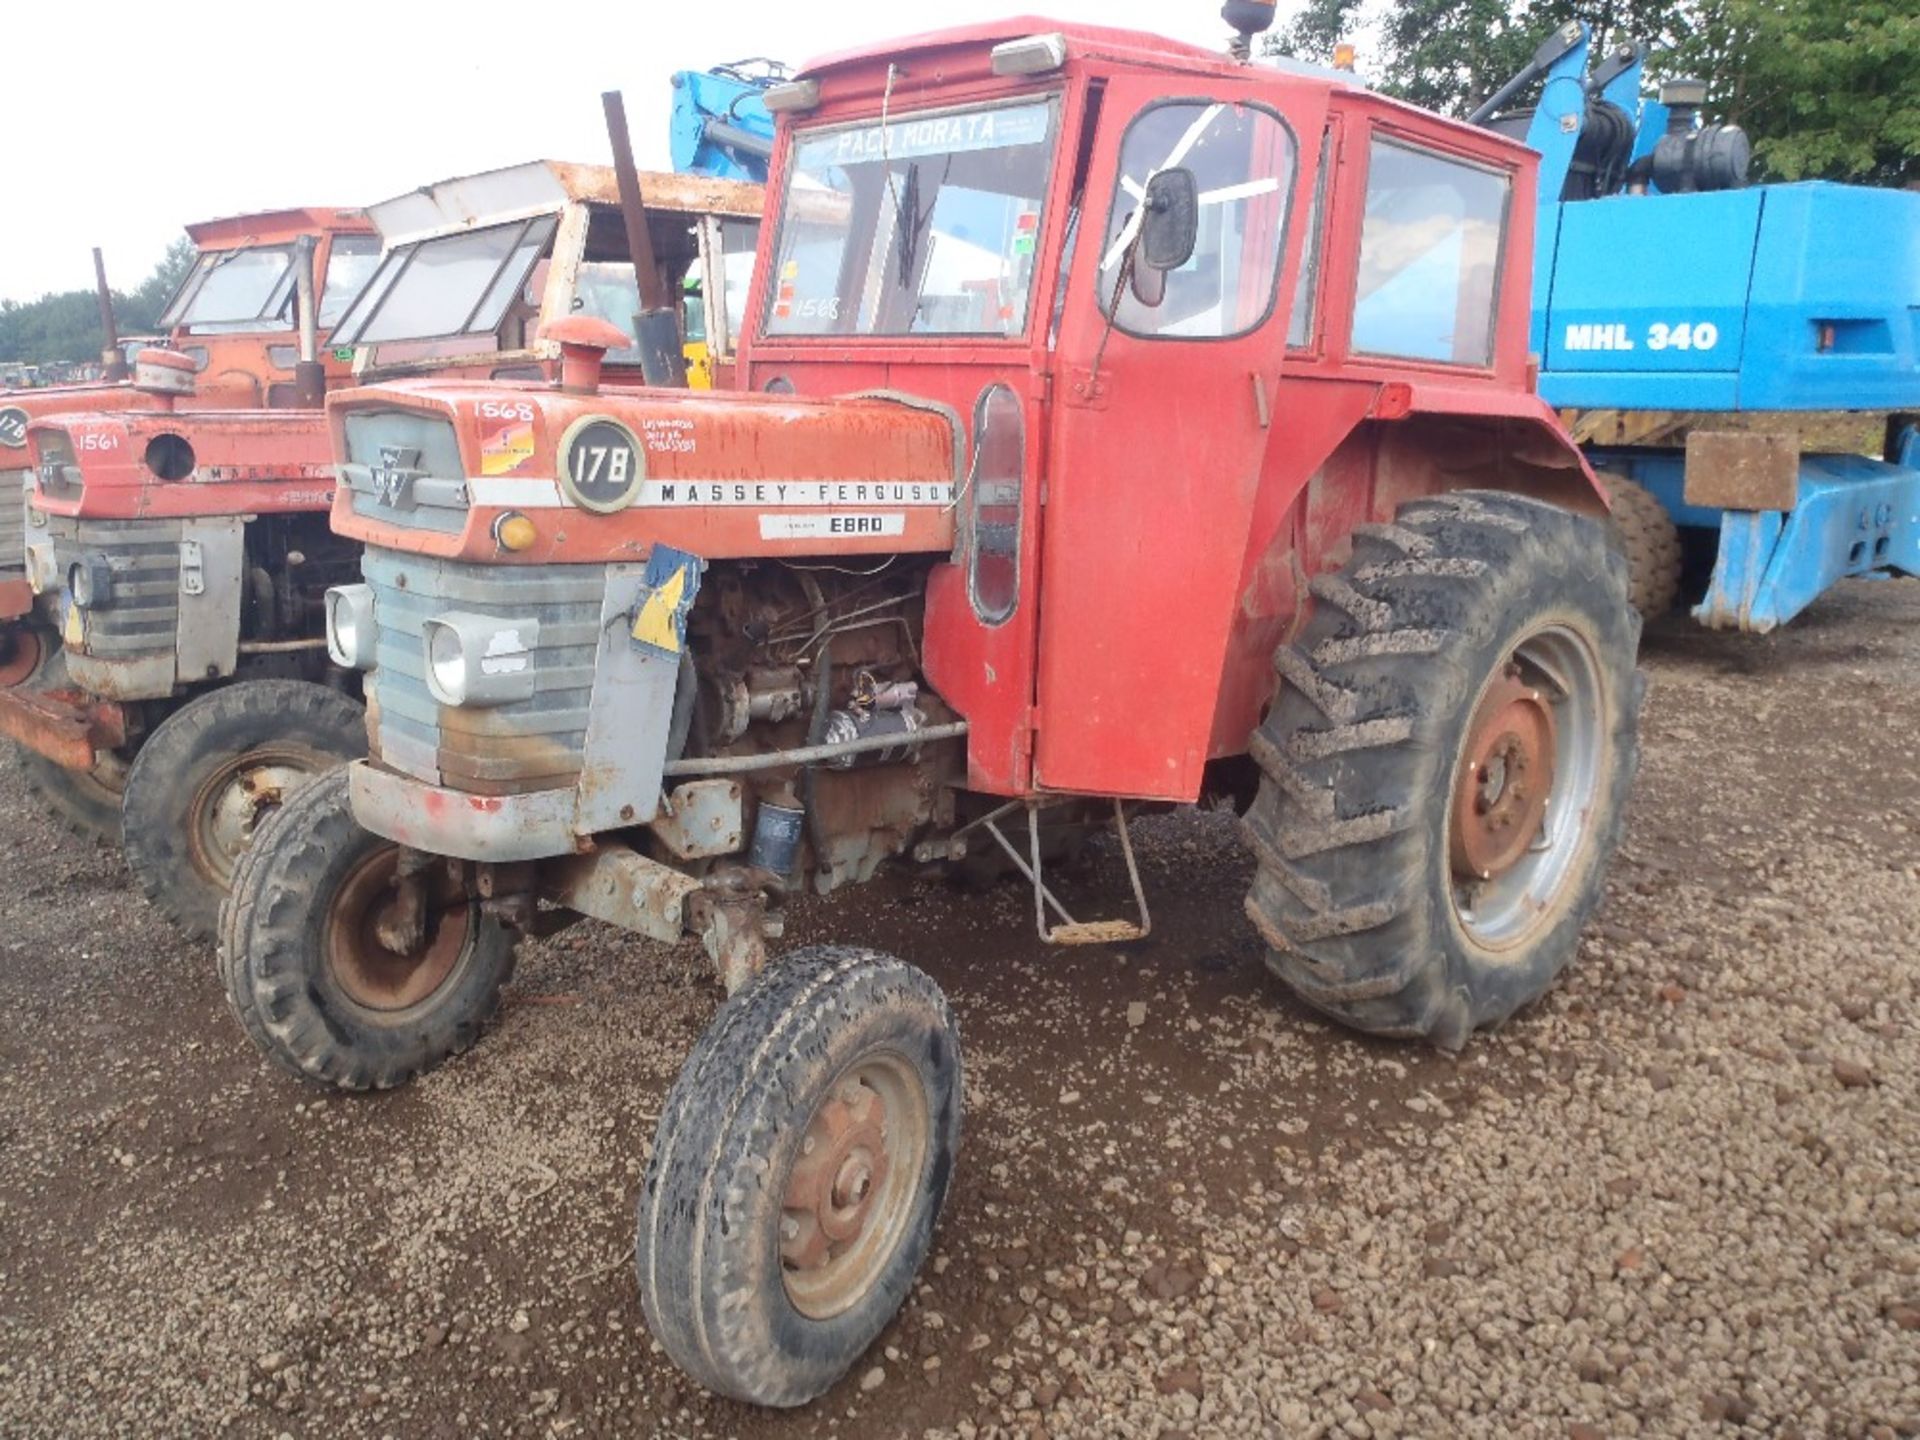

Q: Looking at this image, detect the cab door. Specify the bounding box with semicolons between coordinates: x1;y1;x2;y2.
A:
1035;76;1324;800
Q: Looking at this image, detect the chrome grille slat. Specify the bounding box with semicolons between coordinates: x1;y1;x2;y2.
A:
1;471;27;577
43;516;182;658
362;549;606;794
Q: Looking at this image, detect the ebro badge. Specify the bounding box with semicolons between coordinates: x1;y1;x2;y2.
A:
558;416;645;513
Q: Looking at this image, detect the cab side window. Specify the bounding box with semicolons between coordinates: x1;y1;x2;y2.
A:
1351;138;1511;366
1099;101;1297;340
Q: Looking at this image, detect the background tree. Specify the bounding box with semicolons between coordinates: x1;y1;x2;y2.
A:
1271;0;1918;184
0;233;194;367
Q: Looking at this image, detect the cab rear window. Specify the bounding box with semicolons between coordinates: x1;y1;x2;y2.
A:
1352;139;1510;366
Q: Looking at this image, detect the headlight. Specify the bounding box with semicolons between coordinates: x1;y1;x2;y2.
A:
420;611;539;708
325;584;375;670
68;555;114;610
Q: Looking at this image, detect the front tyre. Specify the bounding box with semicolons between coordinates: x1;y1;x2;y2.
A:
219;766;515;1090
638;947;962;1407
1243;490;1642;1049
123;679;367;940
1597;472;1682;618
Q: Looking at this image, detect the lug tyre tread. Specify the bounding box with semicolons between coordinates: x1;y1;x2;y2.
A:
1242;489;1642;1049
1598;472;1683;617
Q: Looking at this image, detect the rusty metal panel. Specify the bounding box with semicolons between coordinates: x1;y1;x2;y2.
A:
543;846;700;945
573;561;682;835
1685;430;1801;512
653;780;745;860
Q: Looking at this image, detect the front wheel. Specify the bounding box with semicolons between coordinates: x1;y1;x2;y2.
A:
637;947;963;1406
124;680;368;939
1242;490;1642;1048
219;766;515;1090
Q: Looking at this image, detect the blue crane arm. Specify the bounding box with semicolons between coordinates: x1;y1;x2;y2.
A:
670;63;783;184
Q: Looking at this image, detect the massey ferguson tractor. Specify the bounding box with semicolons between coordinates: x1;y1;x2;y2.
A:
0;209;376;707
223;7;1642;1407
11;162;763;940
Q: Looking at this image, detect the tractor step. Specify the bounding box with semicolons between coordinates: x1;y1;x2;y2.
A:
973;797;1152;946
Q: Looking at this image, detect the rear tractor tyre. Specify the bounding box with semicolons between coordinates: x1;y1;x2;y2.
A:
638;947;963;1406
123;679;366;940
1242;490;1642;1049
219;766;515;1090
1598;472;1682;618
12;645;125;844
18;748;125;845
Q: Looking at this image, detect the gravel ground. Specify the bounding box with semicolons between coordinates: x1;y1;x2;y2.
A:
1;578;1916;1439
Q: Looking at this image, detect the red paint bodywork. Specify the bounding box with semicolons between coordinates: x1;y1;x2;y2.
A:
333;18;1602;809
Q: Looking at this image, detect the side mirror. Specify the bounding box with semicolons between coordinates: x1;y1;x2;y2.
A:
1140;168;1199;270
1130;168;1199;307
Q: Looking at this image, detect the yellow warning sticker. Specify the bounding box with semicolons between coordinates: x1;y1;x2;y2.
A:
630;564;689;654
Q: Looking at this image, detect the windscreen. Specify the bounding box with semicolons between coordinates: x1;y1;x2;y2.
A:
766;99;1058;338
159;246;297;332
330;215;559;347
318;235;383;330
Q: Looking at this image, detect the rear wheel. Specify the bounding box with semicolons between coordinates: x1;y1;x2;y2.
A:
638;947;962;1406
1598;472;1682;618
18;748;125;844
123;680;366;940
1242;490;1642;1048
219;766;515;1090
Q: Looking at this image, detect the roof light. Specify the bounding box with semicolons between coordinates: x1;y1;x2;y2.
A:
763;79;821;115
991;33;1068;77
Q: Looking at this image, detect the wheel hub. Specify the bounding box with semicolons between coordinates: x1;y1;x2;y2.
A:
783;1080;892;1267
1450;665;1556;883
200;760;310;878
325;850;469;1013
779;1055;928;1321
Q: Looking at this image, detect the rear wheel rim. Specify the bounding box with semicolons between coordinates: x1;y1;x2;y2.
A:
324;849;471;1013
780;1053;929;1321
1447;623;1605;953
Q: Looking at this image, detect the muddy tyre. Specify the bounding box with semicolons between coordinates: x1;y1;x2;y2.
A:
220;766;515;1090
18;748;124;844
1242;490;1642;1049
638;947;962;1407
1598;472;1682;618
123;679;367;940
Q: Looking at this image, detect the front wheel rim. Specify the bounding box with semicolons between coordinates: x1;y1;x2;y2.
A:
190;748;324;887
780;1053;930;1321
1447;623;1606;953
324;849;471;1013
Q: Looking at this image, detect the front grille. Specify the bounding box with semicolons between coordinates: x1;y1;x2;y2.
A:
341;410;471;537
0;471;26;578
45;516;182;659
362;549;605;795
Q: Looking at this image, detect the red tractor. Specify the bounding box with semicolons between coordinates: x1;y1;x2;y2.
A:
0;203;374;664
10;163;763;939
224;9;1642;1407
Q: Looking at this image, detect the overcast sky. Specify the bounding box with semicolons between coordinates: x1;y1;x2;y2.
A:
0;0;1307;305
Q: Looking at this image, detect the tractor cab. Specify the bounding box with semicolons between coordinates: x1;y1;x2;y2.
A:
330;160;764;391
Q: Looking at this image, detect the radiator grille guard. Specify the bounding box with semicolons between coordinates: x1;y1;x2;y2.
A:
356;549;682;848
0;471;26;580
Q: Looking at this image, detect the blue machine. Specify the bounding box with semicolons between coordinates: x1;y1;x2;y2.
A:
1484;25;1920;631
669;60;784;184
